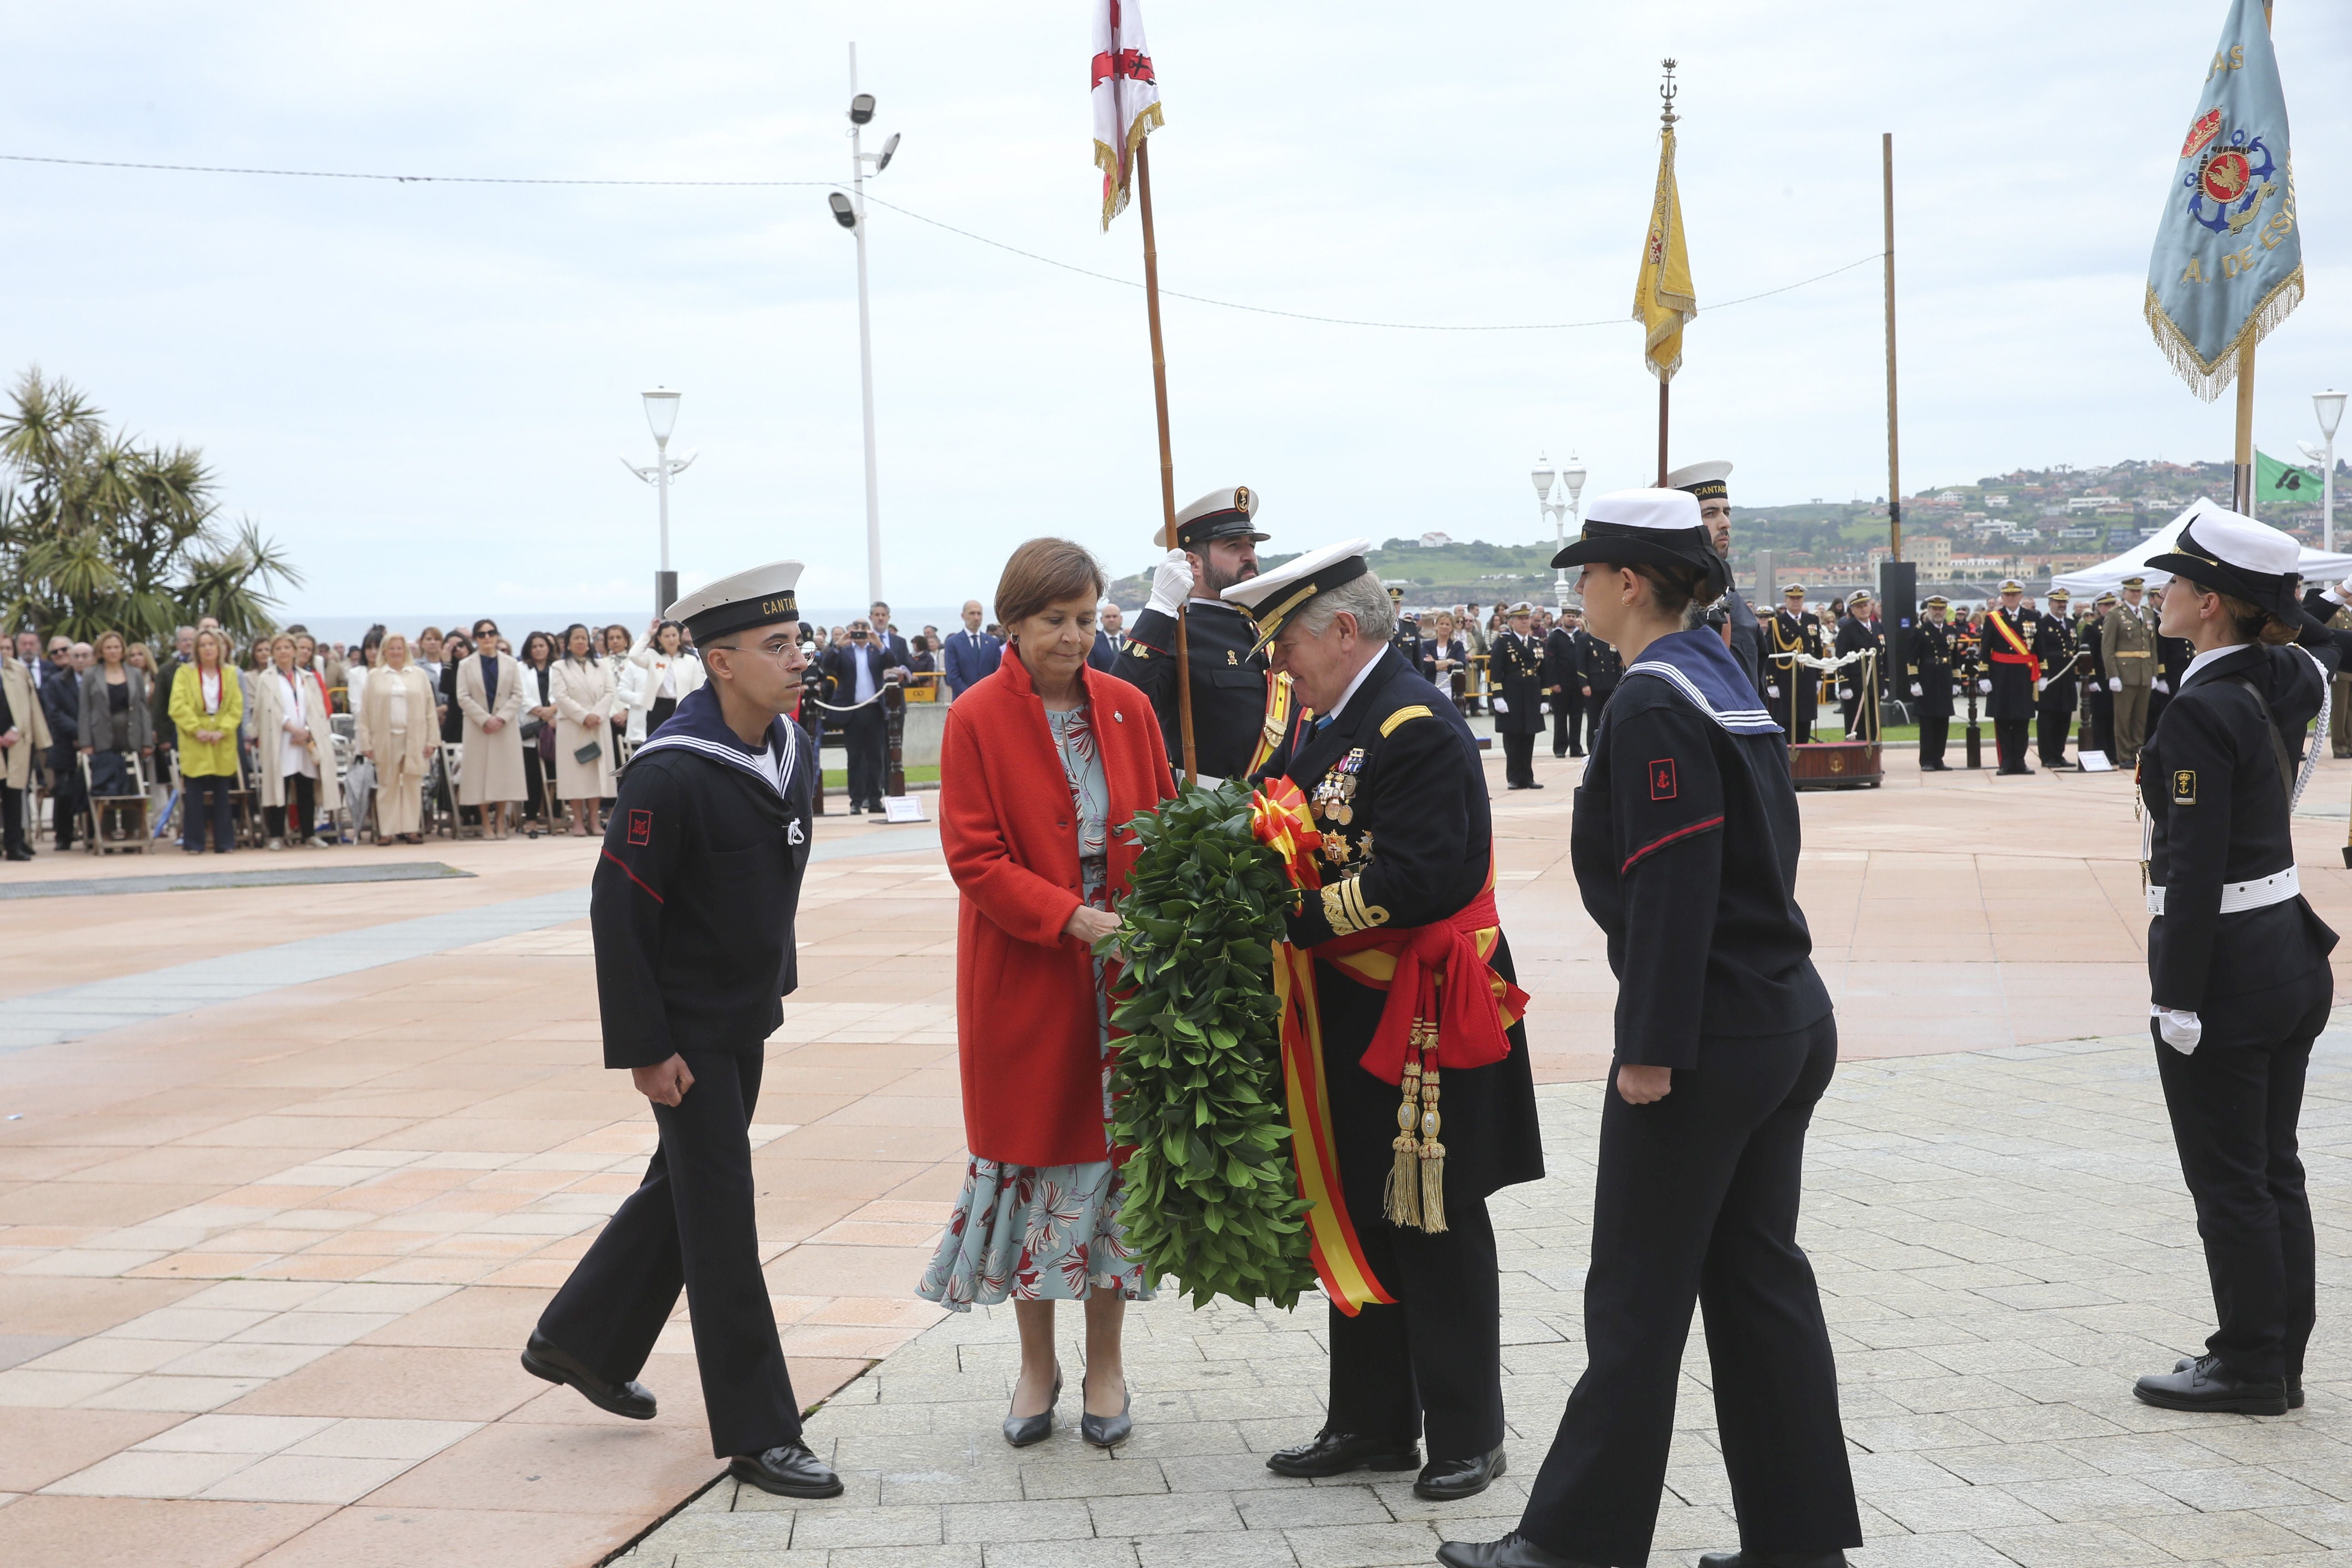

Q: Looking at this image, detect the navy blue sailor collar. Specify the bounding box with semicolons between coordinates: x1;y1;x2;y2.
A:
1624;628;1783;735
627;683;800;800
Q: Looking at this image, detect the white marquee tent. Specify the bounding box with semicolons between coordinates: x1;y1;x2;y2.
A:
2052;498;2352;600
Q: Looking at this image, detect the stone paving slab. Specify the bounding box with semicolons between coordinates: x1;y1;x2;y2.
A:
623;1020;2351;1568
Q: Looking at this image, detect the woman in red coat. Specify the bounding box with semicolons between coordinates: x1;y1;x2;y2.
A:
917;538;1175;1451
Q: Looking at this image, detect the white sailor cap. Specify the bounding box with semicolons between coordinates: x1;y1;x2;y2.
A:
2147;501;2304;616
1221;536;1374;656
666;560;806;644
1161;485;1269;551
1664;460;1732;500
1550;488;1731;601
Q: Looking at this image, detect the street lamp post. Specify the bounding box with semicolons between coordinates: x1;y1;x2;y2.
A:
1531;455;1586;612
828;44;900;608
2316;390;2346;555
623;387;696;614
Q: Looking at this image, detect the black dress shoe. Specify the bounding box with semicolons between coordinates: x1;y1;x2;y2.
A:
519;1330;656;1420
1416;1443;1505;1500
2173;1354;2303;1410
1004;1366;1062;1448
1264;1428;1421;1478
2136;1353;2288;1416
1697;1551;1850;1568
1435;1532;1599;1568
731;1441;844;1499
1081;1389;1132;1448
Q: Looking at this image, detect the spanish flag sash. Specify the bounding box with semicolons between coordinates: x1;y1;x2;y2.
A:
1986;610;2041;682
1248;671;1304;778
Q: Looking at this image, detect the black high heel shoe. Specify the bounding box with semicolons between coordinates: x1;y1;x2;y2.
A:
1003;1364;1063;1447
1080;1365;1132;1448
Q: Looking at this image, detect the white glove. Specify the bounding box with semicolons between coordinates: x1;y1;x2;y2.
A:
1492;697;1508;714
1910;682;1922;696
1766;684;1780;698
2155;678;2170;694
2109;676;2122;692
1146;549;1194;617
2155;1008;2202;1054
1978;678;1992;693
1539;701;1551;715
1839;685;1854;700
2035;679;2046;696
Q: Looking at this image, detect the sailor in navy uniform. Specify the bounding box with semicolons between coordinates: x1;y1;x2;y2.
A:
1225;540;1543;1506
1832;589;1883;741
1115;485;1302;779
1669;460;1765;696
1907;596;1958;770
2130;509;2348;1419
1442;490;1859;1568
1491;602;1549;789
525;560;843;1501
1545;610;1584;757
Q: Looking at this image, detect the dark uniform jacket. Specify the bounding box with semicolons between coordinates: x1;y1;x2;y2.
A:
1705;588;1766;694
1982;606;2040;720
2142;629;2341;1044
1832;613;1881;700
1489;630;1548;735
1115;599;1268;779
1765;608;1823;691
1543;626;1580;696
1389;614;1423;671
1571;631;1833;1067
1258;647;1543;1201
1907;619;1957;718
1577;630;1625;697
591;685;815;1069
2033;612;2081;713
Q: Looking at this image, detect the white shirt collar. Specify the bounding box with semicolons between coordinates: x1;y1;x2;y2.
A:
1328;651;1384;721
2184;644;2245;685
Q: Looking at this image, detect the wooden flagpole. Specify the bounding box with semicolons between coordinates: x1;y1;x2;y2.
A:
2236;1;2274;516
1134;138;1196;785
1656;382;1669;487
1883;132;1902;562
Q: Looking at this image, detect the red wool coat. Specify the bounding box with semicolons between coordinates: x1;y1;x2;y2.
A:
941;644;1175;1166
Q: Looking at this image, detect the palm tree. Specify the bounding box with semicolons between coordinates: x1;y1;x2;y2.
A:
0;367;300;643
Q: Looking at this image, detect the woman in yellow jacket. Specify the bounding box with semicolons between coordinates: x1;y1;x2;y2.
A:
169;627;244;853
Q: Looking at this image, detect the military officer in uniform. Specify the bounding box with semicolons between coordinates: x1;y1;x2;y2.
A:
2033;587;2082;767
1226;540;1543;1503
1906;595;1958;770
1832;589;1882;741
1668;461;1765;695
2102;574;2159;764
2131;511;2348;1419
525;561;842;1500
1387;586;1422;669
1491;602;1549;789
1115;485;1305;780
1764;585;1823;744
1578;623;1625;729
1982;579;2040;775
2150;618;2193;738
1442;490;1858;1568
2081;591;2118;759
1544;608;1584;758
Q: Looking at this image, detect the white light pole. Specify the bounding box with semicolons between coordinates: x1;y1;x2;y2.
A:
828;43;900;608
2316;390;2345;554
623;387;696;614
1532;454;1587;611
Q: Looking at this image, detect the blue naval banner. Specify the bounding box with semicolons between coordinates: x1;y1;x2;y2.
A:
2144;0;2302;402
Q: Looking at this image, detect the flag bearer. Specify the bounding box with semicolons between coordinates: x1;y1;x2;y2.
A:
1441;490;1858;1568
2131;511;2347;1419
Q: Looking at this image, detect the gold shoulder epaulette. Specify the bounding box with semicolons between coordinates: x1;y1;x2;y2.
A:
1379;704;1433;738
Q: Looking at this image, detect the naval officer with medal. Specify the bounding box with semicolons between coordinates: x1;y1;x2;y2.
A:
523;560;842;1500
1114;485;1308;780
2130;509;2347;1419
1227;539;1543;1504
1444;490;1859;1568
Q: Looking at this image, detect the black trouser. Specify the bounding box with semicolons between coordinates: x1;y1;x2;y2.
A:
0;780;24;855
2085;688;2113;758
1324;1155;1504;1464
2153;990;2325;1388
1918;711;1949;768
538;1047;801;1459
48;746;84;848
1553;694;1582;757
2036;690;2073;765
647;695;678;738
182;773;235;851
841;705;887;807
1501;730;1536;787
1994;717;2032;772
263;773;316;841
523;743;549;822
1520;1018;1859;1568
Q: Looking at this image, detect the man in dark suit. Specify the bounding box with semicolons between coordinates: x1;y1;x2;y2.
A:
821;620;894;812
1088;601;1123;673
1544;610;1583;757
941;600;1005;700
867;601;912;674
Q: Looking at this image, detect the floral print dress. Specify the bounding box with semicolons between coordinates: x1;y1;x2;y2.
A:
917;701;1153;1310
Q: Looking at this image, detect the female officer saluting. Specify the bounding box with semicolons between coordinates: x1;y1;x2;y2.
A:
2130;505;2345;1418
1441;489;1859;1568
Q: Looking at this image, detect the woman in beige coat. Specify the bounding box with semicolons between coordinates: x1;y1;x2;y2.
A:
455;627;526;839
0;651;53;860
549;622;617;836
252;634;343;848
357;632;437;844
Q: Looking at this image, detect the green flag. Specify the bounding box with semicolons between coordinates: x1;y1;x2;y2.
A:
2257;449;2321;503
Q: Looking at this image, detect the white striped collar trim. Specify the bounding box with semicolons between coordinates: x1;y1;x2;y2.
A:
1624;659;1784;734
632;720;799;799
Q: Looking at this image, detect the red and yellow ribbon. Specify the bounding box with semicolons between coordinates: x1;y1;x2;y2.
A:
1249;777;1324;893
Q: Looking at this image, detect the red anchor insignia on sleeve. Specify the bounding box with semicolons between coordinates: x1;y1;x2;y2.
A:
1649;760;1677;801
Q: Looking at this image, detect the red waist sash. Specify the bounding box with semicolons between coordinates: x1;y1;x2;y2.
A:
1315;888;1526;1084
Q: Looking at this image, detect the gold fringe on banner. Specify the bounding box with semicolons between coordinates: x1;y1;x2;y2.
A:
2145;267;2305;403
1095;102;1165;231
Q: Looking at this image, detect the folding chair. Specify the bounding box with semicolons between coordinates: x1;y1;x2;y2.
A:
78;751;152;854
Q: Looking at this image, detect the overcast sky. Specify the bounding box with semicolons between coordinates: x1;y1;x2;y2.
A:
5;1;2347;620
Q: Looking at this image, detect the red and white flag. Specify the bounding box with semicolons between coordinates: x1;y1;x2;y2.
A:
1092;0;1162;229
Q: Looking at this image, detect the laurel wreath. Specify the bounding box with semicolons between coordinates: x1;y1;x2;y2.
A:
1101;780;1315;1310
